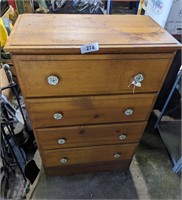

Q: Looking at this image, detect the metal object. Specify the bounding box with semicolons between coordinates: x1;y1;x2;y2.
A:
128;73;144;93
155;70;182;129
60;158;68;164
134;74;144;83
124;109;134;116
53;113;63;120
1;126;27;181
47;75;59;86
114;153;121;159
2;64;28;130
154;70;182;173
119;134;127;140
58;138;66;145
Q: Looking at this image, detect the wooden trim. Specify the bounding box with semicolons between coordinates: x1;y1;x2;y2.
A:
44;159;132;176
7;45;181;54
13;53;174;61
35;121;147;150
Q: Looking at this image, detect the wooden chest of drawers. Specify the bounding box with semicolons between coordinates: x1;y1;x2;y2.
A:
5;14;180;176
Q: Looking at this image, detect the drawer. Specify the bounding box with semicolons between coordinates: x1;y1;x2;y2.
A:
36;122;146;150
41;143;138;167
14;54;172;97
26;93;156;128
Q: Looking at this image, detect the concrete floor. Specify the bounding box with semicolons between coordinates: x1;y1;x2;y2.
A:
31;120;181;199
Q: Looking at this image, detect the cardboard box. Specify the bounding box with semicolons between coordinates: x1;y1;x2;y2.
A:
145;0;173;28
165;0;182;35
22;0;33;13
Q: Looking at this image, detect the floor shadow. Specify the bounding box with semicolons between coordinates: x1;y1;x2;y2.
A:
33;169;138;199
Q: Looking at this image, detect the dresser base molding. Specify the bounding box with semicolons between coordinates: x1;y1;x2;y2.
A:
44;160;131;176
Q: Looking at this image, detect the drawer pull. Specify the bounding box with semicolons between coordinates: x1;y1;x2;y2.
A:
58;138;66;144
134;74;144;83
119;134;127;140
47;75;59;86
124;109;134;116
128;73;144;93
53;113;63;120
60;157;68;164
114;153;121;159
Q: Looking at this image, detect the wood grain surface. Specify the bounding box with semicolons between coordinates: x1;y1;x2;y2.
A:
35;122;146;150
4;14;181;54
44;159;131;176
42;143;138;167
13;54;173;97
26;93;156;128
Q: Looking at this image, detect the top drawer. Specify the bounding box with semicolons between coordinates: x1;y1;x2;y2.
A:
13;54;173;97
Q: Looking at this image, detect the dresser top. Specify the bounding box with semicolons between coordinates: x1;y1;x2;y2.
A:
5;14;181;54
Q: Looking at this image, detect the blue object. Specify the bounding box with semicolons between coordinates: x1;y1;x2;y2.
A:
173;157;182;173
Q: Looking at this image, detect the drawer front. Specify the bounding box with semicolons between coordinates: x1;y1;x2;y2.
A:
14;54;172;97
26;94;156;128
42;143;138;167
36;122;146;150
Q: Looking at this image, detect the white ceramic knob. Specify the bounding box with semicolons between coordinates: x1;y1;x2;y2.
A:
58;138;66;145
134;74;144;83
60;158;68;164
119;134;127;140
53;113;63;120
47;75;59;86
114;153;121;159
124;109;134;116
